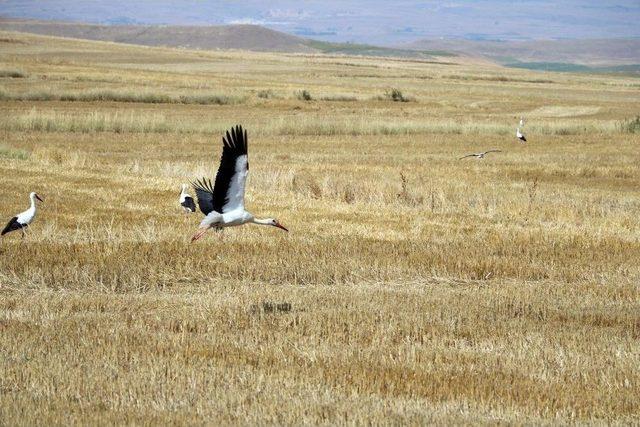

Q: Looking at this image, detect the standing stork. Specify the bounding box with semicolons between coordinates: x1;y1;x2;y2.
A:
179;184;196;213
190;125;288;242
519;116;525;128
1;192;44;238
516;127;527;143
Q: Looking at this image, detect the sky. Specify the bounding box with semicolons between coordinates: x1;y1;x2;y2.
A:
0;1;638;45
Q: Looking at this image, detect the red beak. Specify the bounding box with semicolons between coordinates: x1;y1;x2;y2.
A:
275;222;288;232
191;228;209;242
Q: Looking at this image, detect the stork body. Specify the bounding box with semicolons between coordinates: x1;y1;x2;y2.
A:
191;125;287;241
179;184;196;213
516;128;527;143
459;150;501;160
1;192;43;237
519;116;525;127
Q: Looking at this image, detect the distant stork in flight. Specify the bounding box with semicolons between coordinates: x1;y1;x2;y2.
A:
459;149;501;160
179;184;196;213
1;192;43;238
516;128;527;143
190;125;288;242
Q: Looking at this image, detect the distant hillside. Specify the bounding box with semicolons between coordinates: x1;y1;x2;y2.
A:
406;38;640;67
0;17;458;60
0;17;315;53
0;0;638;45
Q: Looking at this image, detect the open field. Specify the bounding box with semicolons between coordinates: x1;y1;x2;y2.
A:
1;31;639;424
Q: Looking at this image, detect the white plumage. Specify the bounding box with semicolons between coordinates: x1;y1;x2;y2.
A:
223;155;249;213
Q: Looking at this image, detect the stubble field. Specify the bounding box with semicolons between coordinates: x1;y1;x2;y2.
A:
0;31;639;424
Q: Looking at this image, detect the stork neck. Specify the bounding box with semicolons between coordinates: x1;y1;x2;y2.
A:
252;218;272;226
29;194;37;209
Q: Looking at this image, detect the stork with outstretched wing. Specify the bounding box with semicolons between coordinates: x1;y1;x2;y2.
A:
459;149;502;160
190;125;288;241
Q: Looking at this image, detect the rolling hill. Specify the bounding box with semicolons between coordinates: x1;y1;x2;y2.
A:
0;17;319;53
0;17;453;59
0;0;638;45
406;38;640;67
2;17;637;73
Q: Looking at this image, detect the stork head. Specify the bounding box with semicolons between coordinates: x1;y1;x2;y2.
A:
268;218;288;232
30;192;43;202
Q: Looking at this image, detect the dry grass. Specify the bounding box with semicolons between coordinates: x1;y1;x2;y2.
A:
0;30;639;425
0;88;246;105
1;109;625;136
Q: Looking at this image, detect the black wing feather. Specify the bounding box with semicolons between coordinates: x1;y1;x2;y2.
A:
181;196;196;212
211;125;248;213
191;125;248;215
1;217;23;236
191;177;215;215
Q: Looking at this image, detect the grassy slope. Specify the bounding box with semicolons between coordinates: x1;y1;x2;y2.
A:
1;17;638;70
0;31;639;424
505;61;640;74
305;39;456;59
406;37;640;65
0;17;459;59
406;38;640;75
0;18;316;53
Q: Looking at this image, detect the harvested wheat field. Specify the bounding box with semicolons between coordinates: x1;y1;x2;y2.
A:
0;31;639;424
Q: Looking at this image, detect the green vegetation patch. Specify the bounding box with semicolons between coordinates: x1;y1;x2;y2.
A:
0;144;29;160
305;40;456;58
619;116;640;133
505;62;640;75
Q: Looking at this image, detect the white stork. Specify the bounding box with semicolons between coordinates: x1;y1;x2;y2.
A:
459;149;501;160
516;128;527;143
179;184;196;213
519;116;525;127
190;125;288;242
1;192;44;238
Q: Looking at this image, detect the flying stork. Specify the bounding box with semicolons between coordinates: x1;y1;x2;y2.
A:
190;125;288;242
1;192;44;238
459;149;501;160
516;128;527;143
179;184;196;213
